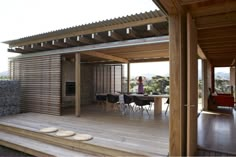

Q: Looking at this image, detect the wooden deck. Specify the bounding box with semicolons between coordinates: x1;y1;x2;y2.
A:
0;104;169;156
198;109;236;155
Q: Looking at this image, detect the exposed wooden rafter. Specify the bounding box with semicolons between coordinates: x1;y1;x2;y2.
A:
77;35;94;44
108;30;123;41
15;48;27;53
7;15;167;47
81;51;128;63
91;33;107;43
63;37;79;46
31;43;47;51
126;27;138;38
22;45;33;52
52;40;68;48
41;42;56;49
147;24;162;36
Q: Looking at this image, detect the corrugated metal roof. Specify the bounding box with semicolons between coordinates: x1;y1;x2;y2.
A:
3;10;165;46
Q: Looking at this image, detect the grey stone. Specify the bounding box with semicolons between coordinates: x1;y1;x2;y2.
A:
0;81;20;117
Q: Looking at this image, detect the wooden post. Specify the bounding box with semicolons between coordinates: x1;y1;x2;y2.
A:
202;60;208;111
75;53;81;117
230;67;236;99
127;63;130;93
211;66;215;93
186;13;198;156
169;13;187;156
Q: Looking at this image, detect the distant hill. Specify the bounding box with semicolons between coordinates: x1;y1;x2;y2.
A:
0;71;8;77
215;72;230;80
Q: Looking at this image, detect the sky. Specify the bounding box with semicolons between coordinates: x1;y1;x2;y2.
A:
0;0;158;74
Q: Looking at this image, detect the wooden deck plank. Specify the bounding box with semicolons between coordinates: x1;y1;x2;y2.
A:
0;108;169;156
0;131;94;157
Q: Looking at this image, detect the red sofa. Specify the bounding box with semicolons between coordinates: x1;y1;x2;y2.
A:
208;88;235;110
209;95;234;110
212;95;234;107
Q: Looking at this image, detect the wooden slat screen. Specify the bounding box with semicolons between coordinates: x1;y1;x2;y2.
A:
10;55;61;115
94;64;123;94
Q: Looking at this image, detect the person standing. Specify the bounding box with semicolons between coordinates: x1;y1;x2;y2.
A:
138;76;144;94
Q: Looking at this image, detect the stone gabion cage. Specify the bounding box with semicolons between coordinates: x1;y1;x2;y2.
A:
0;80;20;116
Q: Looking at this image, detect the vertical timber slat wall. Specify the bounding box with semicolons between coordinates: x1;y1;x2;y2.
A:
10;55;61;116
94;64;123;94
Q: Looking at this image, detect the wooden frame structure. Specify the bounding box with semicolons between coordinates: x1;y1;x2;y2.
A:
4;2;236;155
154;0;236;155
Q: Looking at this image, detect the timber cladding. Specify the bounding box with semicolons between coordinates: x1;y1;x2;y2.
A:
9;55;61;115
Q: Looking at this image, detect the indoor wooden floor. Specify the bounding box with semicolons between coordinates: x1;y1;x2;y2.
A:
198;108;236;155
0;104;169;156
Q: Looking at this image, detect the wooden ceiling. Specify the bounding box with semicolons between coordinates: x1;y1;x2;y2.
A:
155;0;236;67
183;0;236;67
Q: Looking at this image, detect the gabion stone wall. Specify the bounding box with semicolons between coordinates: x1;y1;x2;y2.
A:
0;80;20;116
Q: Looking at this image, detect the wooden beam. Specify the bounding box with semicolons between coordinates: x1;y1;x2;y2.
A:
108;30;123;41
126;28;138;38
22;45;34;52
197;45;206;60
11;36;169;59
196;12;236;30
64;38;79;46
91;33;107;43
81;51;128;63
147;24;162;36
77;35;94;44
41;42;56;49
52;40;67;48
75;53;81;117
31;43;47;51
15;48;27;53
186;13;198;156
9;16;167;47
7;48;16;53
129;57;169;63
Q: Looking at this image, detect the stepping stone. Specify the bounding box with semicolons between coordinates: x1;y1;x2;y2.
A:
39;127;58;133
55;130;75;137
73;134;93;141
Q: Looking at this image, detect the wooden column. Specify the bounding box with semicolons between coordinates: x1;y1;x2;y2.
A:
186;13;198;156
230;67;236;99
169;13;187;156
75;53;81;117
211;66;215;93
202;60;208;111
127;63;130;93
207;61;212;91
